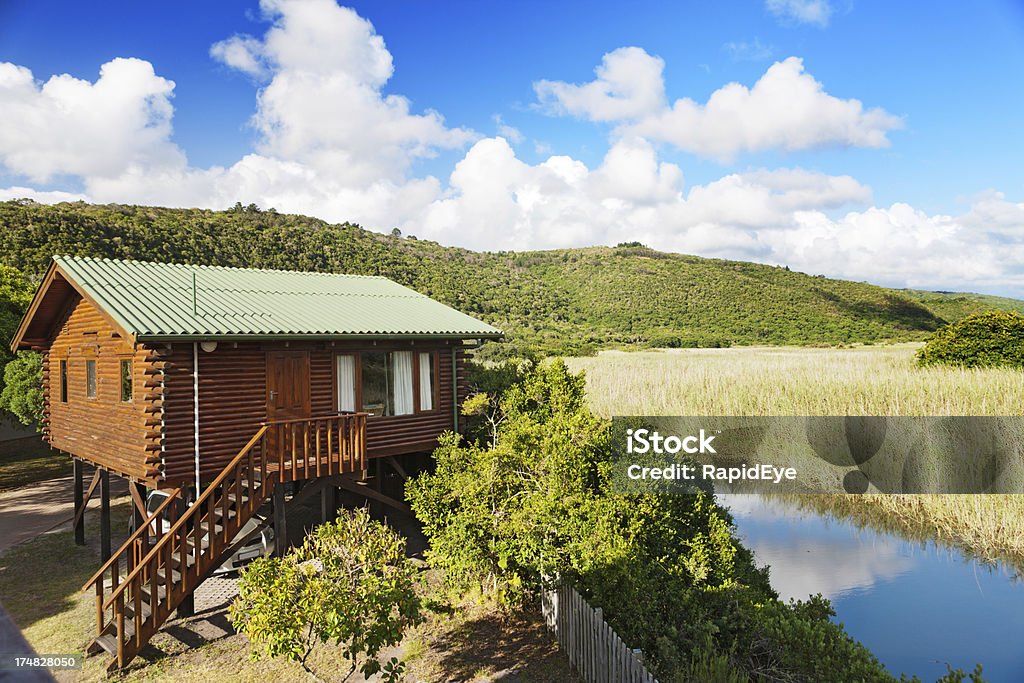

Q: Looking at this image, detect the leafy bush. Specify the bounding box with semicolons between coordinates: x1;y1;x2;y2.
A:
917;311;1024;368
229;508;423;682
0;352;43;426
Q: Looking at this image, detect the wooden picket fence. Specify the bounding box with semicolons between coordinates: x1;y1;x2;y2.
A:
542;584;658;683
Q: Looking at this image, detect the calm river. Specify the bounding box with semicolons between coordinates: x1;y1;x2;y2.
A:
722;495;1024;682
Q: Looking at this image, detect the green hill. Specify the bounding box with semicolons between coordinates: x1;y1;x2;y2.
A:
898;289;1024;322
1;200;1018;356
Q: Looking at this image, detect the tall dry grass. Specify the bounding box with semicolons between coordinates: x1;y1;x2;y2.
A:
566;344;1024;569
790;494;1024;574
566;344;1024;417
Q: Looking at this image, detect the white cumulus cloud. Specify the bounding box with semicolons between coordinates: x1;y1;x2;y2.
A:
536;51;902;162
534;47;666;121
0;58;182;183
215;0;476;185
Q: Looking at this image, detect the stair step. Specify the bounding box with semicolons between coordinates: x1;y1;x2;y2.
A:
156;567;182;583
92;634;118;655
169;553;197;570
139;582;168;602
212;507;237;521
123;600;153;622
183;523;224;548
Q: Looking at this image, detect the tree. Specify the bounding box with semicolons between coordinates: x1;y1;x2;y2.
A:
229;508;423;682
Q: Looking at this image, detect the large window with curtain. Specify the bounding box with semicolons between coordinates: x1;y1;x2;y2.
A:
336;350;437;417
418;351;436;411
336;354;356;412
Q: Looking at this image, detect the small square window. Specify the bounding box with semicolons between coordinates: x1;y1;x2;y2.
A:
120;359;133;402
86;359;97;399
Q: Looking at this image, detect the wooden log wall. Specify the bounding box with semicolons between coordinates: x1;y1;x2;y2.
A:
46;295;156;484
161;340;468;488
38;347;50;440
163;343;267;485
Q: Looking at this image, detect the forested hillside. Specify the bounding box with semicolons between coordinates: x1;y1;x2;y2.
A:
1;200;1019;355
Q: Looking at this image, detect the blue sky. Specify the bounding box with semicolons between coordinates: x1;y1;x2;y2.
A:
1;0;1023;295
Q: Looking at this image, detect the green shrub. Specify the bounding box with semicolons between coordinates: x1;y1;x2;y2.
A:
917;311;1024;368
229;508;423;682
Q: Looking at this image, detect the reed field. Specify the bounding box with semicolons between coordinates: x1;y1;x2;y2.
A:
566;344;1024;570
565;343;1024;417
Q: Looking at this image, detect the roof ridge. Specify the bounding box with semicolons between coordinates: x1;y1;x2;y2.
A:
101;282;428;299
57;255;390;280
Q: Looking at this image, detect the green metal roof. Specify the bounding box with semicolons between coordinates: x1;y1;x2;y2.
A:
55;256;503;341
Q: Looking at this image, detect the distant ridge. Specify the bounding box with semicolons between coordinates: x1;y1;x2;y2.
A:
2;200;1020;356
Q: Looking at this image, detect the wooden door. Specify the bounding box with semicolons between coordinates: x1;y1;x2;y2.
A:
266;350;311;422
266;351;311;469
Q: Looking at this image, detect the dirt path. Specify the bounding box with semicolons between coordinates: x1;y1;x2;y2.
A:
0;471;127;554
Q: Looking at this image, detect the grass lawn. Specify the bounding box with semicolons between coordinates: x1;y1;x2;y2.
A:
0;437;69;492
0;497;576;682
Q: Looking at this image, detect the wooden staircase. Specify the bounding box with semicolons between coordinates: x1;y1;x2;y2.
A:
81;413;367;672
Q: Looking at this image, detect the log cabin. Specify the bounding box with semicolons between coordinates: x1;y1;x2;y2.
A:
10;256;502;670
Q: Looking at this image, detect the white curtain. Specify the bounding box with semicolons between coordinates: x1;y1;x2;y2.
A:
336;355;355;412
418;352;433;411
391;351;414;415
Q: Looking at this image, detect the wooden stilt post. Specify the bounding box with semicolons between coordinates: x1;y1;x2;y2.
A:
321;483;336;524
99;470;111;564
73;459;85;546
273;485;287;557
372;459;383;517
131;482;147;530
178;591;195;618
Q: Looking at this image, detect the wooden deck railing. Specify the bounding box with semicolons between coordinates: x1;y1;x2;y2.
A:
264;412;367;482
82;412;367;671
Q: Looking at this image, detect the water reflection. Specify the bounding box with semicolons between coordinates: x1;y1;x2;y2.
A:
723;494;917;600
722;494;1024;682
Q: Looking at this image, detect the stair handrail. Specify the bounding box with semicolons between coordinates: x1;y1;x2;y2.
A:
261;410;366;426
81;488;182;592
102;424;270;611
